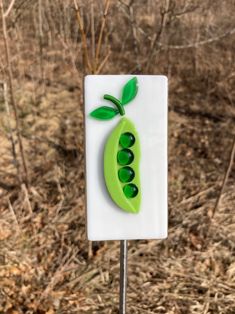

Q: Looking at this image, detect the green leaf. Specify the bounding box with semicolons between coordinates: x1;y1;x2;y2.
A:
90;106;119;120
121;77;138;105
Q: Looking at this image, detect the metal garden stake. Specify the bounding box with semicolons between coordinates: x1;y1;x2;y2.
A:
119;240;128;314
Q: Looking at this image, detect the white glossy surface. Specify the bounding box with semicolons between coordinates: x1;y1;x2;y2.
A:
84;75;168;240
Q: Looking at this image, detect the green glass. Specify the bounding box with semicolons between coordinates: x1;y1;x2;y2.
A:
118;166;135;183
119;132;135;148
90;77;141;214
117;149;134;166
123;183;138;198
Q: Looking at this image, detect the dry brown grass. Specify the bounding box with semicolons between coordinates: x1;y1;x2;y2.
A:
0;0;235;313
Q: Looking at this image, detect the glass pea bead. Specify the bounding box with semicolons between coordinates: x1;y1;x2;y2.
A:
117;149;134;166
118;166;135;183
123;183;138;198
119;132;135;148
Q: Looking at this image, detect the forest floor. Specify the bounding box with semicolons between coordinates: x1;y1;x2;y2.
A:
0;72;235;313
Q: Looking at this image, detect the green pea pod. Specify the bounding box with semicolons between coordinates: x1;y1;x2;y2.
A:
89;77;141;214
104;117;141;213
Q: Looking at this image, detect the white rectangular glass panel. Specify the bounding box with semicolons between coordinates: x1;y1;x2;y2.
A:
84;75;168;240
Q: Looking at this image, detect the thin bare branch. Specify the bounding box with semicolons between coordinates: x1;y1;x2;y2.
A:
74;0;92;73
211;135;235;218
118;0;139;56
96;49;111;74
0;0;30;188
160;27;235;50
38;0;45;92
3;0;15;18
8;198;20;233
145;0;170;71
1;81;21;183
22;183;33;215
90;0;96;70
95;0;110;70
58;34;80;85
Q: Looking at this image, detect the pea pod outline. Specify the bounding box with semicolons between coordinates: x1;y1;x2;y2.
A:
89;77;141;214
104;117;141;213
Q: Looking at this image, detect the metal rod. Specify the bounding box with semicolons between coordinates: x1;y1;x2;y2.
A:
119;240;128;314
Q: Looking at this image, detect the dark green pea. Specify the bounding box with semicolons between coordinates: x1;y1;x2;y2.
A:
117;149;134;166
119;132;135;148
123;183;138;198
118;166;135;183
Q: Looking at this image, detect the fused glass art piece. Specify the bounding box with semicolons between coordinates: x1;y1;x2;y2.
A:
85;75;168;241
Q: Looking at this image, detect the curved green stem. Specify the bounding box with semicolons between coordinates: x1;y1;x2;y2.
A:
104;94;125;116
